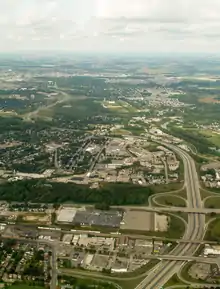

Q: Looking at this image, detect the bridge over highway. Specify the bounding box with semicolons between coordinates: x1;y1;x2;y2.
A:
119;205;220;214
145;254;219;264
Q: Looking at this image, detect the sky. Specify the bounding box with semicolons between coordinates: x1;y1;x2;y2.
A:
0;0;220;53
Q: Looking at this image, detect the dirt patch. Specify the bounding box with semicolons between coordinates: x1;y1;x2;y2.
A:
120;210;167;232
155;214;169;231
22;213;50;224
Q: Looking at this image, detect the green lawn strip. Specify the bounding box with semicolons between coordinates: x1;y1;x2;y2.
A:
7;285;44;289
59;275;119;289
116;277;144;289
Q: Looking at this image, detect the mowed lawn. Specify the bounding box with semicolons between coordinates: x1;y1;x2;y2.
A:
8;284;44;289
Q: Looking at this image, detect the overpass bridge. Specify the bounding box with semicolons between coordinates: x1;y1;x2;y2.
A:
146;254;219;264
122;206;220;214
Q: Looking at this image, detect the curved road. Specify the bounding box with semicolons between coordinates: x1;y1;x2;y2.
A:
135;142;205;289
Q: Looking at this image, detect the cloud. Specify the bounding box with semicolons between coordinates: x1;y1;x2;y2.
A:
0;0;220;52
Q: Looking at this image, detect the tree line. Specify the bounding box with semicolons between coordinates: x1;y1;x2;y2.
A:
0;180;153;206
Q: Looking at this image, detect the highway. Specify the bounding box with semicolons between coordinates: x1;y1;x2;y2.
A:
134;142;206;289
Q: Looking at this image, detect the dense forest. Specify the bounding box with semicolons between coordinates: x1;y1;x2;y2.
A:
0;180;153;205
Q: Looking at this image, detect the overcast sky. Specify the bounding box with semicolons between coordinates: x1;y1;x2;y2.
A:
0;0;220;53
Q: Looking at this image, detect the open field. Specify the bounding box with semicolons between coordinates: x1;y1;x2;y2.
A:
103;100;137;113
172;125;220;150
19;213;50;224
199;96;220;104
120;210;168;232
153;195;186;207
200;130;220;147
152;182;184;194
103;100;127;112
0;110;18;117
120;210;156;231
164;274;185;288
111;128;132;136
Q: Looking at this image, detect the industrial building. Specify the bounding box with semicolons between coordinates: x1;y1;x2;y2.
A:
57;207;77;223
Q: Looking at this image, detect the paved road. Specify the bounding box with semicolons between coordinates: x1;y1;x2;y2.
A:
134;254;217;263
134;142;205;289
50;245;57;289
166;285;220;289
118;205;220;214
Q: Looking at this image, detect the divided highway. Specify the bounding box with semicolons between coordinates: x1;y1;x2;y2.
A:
135;143;205;289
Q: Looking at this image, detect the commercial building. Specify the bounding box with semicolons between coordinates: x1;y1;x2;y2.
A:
204;245;220;256
57;207;77;223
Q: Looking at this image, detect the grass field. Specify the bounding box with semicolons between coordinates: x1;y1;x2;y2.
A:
8;284;44;289
164;273;185;288
111;128;131;136
152;182;183;194
205;196;220;208
153;195;186;207
176;189;187;199
205;217;220;241
103;100;137;114
200;130;220;147
200;188;214;200
177;126;220;149
103;100;127;112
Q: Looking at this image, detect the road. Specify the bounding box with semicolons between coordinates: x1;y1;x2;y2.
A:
161;158;169;184
134;142;205;289
128;254;218;263
115;205;220;214
24;90;71;122
166;285;220;289
83;142;107;182
50;245;57;289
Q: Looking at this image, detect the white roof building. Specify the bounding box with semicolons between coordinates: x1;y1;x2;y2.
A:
57;207;77;223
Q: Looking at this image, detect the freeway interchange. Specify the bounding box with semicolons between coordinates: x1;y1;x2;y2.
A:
1;141;216;289
134;142;206;289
